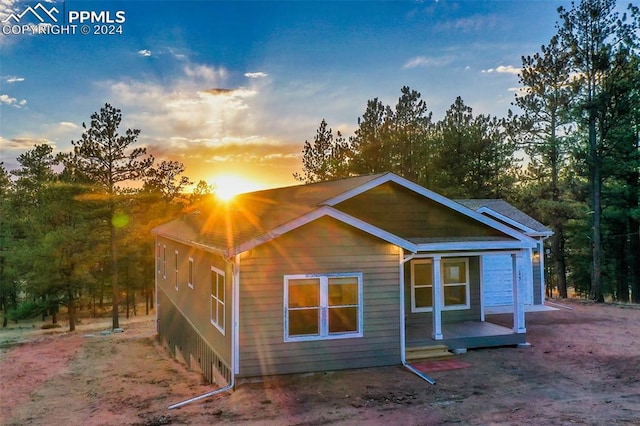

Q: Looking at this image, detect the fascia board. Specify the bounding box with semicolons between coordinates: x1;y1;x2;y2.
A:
415;240;537;252
152;229;229;257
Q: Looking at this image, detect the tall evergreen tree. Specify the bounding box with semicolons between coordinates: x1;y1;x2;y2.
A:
293;119;352;183
67;103;154;329
515;35;575;298
557;0;639;301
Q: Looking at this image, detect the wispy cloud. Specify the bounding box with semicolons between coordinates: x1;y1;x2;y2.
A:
482;65;521;75
403;55;453;69
137;49;152;57
0;136;54;151
58;121;78;129
434;14;500;33
5;76;25;83
245;72;268;79
106;63;260;148
0;94;27;107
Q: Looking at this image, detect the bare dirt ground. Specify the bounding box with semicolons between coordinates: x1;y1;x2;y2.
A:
1;299;639;425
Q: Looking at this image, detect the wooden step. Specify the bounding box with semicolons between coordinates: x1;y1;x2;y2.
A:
406;345;453;361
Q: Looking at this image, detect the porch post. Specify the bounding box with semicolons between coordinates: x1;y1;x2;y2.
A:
432;255;443;340
512;252;526;333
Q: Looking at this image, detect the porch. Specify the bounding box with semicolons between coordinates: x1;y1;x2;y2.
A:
406;317;527;350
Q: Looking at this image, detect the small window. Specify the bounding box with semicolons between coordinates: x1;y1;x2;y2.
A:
162;245;167;280
157;244;162;274
174;250;179;291
284;273;363;342
188;258;194;289
210;266;225;334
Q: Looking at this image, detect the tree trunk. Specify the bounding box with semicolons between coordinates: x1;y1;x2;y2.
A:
68;289;76;332
110;201;120;329
589;114;604;303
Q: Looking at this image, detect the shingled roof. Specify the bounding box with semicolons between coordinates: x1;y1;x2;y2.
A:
153;173;547;256
456;199;552;237
152;174;387;253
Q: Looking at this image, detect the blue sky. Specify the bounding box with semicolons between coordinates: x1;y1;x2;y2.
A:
1;0;569;191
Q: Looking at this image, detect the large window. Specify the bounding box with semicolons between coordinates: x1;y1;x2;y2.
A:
411;258;470;312
442;258;469;308
411;260;433;311
284;273;363;342
210;266;225;334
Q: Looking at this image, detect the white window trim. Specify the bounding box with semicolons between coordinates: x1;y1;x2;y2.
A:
283;272;363;342
410;258;471;313
210;266;225;335
174;250;179;291
411;259;433;313
188;257;194;289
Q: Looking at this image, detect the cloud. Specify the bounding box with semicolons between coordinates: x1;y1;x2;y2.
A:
138;49;152;57
245;72;268;79
0;136;54;151
106;63;260;147
183;64;226;82
403;55;453;69
482;65;521;75
434;14;500;33
0;94;27;107
5;76;25;83
58;121;78;129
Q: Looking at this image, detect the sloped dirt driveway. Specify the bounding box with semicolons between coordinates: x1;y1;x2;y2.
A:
1;300;639;425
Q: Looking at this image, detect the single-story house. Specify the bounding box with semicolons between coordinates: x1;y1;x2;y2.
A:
152;172;553;387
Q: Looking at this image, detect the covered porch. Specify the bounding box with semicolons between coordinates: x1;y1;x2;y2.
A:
405;317;527;350
402;251;530;352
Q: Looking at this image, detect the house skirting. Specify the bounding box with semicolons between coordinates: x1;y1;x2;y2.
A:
157;289;232;386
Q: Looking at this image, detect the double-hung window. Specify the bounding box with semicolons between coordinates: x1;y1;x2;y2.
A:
284;273;363;342
442;258;469;308
210;266;225;334
411;260;433;312
411;258;470;312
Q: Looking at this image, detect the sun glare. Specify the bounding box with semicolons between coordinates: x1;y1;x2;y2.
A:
213;175;261;201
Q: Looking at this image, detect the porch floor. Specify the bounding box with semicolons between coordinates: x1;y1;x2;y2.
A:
407;320;526;350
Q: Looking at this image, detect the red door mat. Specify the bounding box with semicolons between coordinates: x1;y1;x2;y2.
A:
411;358;472;373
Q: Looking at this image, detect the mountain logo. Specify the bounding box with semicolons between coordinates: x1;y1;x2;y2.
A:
2;3;60;24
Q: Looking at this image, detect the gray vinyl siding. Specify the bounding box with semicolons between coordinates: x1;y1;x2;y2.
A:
155;236;233;370
405;256;482;327
532;248;542;304
336;182;508;239
237;216;401;377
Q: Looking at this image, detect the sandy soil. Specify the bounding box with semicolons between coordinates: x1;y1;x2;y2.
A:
1;300;639;425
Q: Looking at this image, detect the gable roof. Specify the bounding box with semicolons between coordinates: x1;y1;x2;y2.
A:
456;199;553;238
152;173;539;257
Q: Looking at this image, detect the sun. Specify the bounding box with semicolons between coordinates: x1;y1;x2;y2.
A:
213;174;262;201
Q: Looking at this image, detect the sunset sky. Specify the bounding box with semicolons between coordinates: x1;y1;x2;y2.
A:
2;0;571;192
